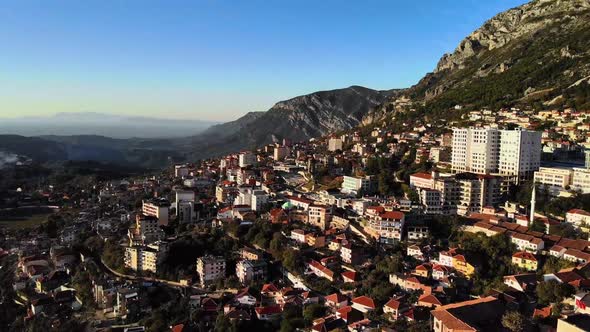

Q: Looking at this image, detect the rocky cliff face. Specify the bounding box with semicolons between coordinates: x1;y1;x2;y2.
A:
435;0;590;73
185;86;396;159
258;86;396;142
362;0;590;126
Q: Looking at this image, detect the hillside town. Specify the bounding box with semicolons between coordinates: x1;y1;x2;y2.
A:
2;105;590;332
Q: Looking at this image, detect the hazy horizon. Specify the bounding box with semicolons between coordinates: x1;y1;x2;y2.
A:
0;112;220;139
0;0;528;121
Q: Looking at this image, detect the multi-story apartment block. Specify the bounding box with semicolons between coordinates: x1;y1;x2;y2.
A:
364;206;405;244
128;214;163;245
451;128;541;186
216;182;237;204
454;173;501;216
308;204;332;230
414;172;501;215
196;256;226;287
236;168;256;185
238;151;257;167
234;187;268;211
328;137;343;152
240;247;264;261
510;233;544;253
534;167;573;195
273;145;290;161
409;172;435;189
498;129;542;182
177;201;194;224
142;198;170;226
124;241;168;274
452;128;500;174
236;259;267;284
572;167;590;194
566;209;590;228
174;164;190;178
341;175;373;195
175;190;195;207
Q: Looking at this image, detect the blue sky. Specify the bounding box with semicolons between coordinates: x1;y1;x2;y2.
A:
0;0;528;121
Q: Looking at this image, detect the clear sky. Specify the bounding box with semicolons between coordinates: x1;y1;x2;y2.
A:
0;0;528;121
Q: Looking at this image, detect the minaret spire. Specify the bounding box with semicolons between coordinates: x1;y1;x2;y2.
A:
530;182;536;224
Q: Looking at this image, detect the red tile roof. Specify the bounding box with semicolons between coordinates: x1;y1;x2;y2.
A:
411;172;433;180
568;209;590;216
352;296;375;309
171;324;185;332
384;298;402;310
341;271;358;282
419;294;442;306
512;251;537;262
308;260;335;279
325;293;347;304
380;211;404;220
261;283;279;293
255;305;282;315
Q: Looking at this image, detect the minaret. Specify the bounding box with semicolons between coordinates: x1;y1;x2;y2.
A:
530;182;536;224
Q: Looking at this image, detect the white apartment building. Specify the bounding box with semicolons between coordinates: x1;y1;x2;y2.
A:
534;167;573;195
142;199;170;226
328;137;343;152
196;256;226;287
236;260;267;284
176;190;195;206
174;164;190;178
566;209;590;228
409;172;434;189
451;128;541;184
533;166;590;195
452;128;500;174
364;207;405;244
429;147;444;163
238;151;257;167
415;172;501;216
128;214;163;245
341;175;372;195
419;189;443;214
124;241;167;274
572;167;590;194
498;129;542;181
308;204;332;230
177;201;194;224
234;187;269;211
273;146;290;161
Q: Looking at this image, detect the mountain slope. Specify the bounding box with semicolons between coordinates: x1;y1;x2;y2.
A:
186;86;398;159
199;111;266;141
365;0;590;124
0;134;183;169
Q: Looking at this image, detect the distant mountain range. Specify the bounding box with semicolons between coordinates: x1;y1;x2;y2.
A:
0;112;219;139
0;86;395;168
2;0;590;168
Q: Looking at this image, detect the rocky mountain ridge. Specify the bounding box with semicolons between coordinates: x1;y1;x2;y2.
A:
362;0;590;126
183;86;397;159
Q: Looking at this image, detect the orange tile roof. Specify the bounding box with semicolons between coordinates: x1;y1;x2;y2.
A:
512;251;537;261
261;283;279;293
325;293;347;304
352;296;375;309
411;172;433;180
384;298;402;310
419;294;442;306
568;209;590;216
